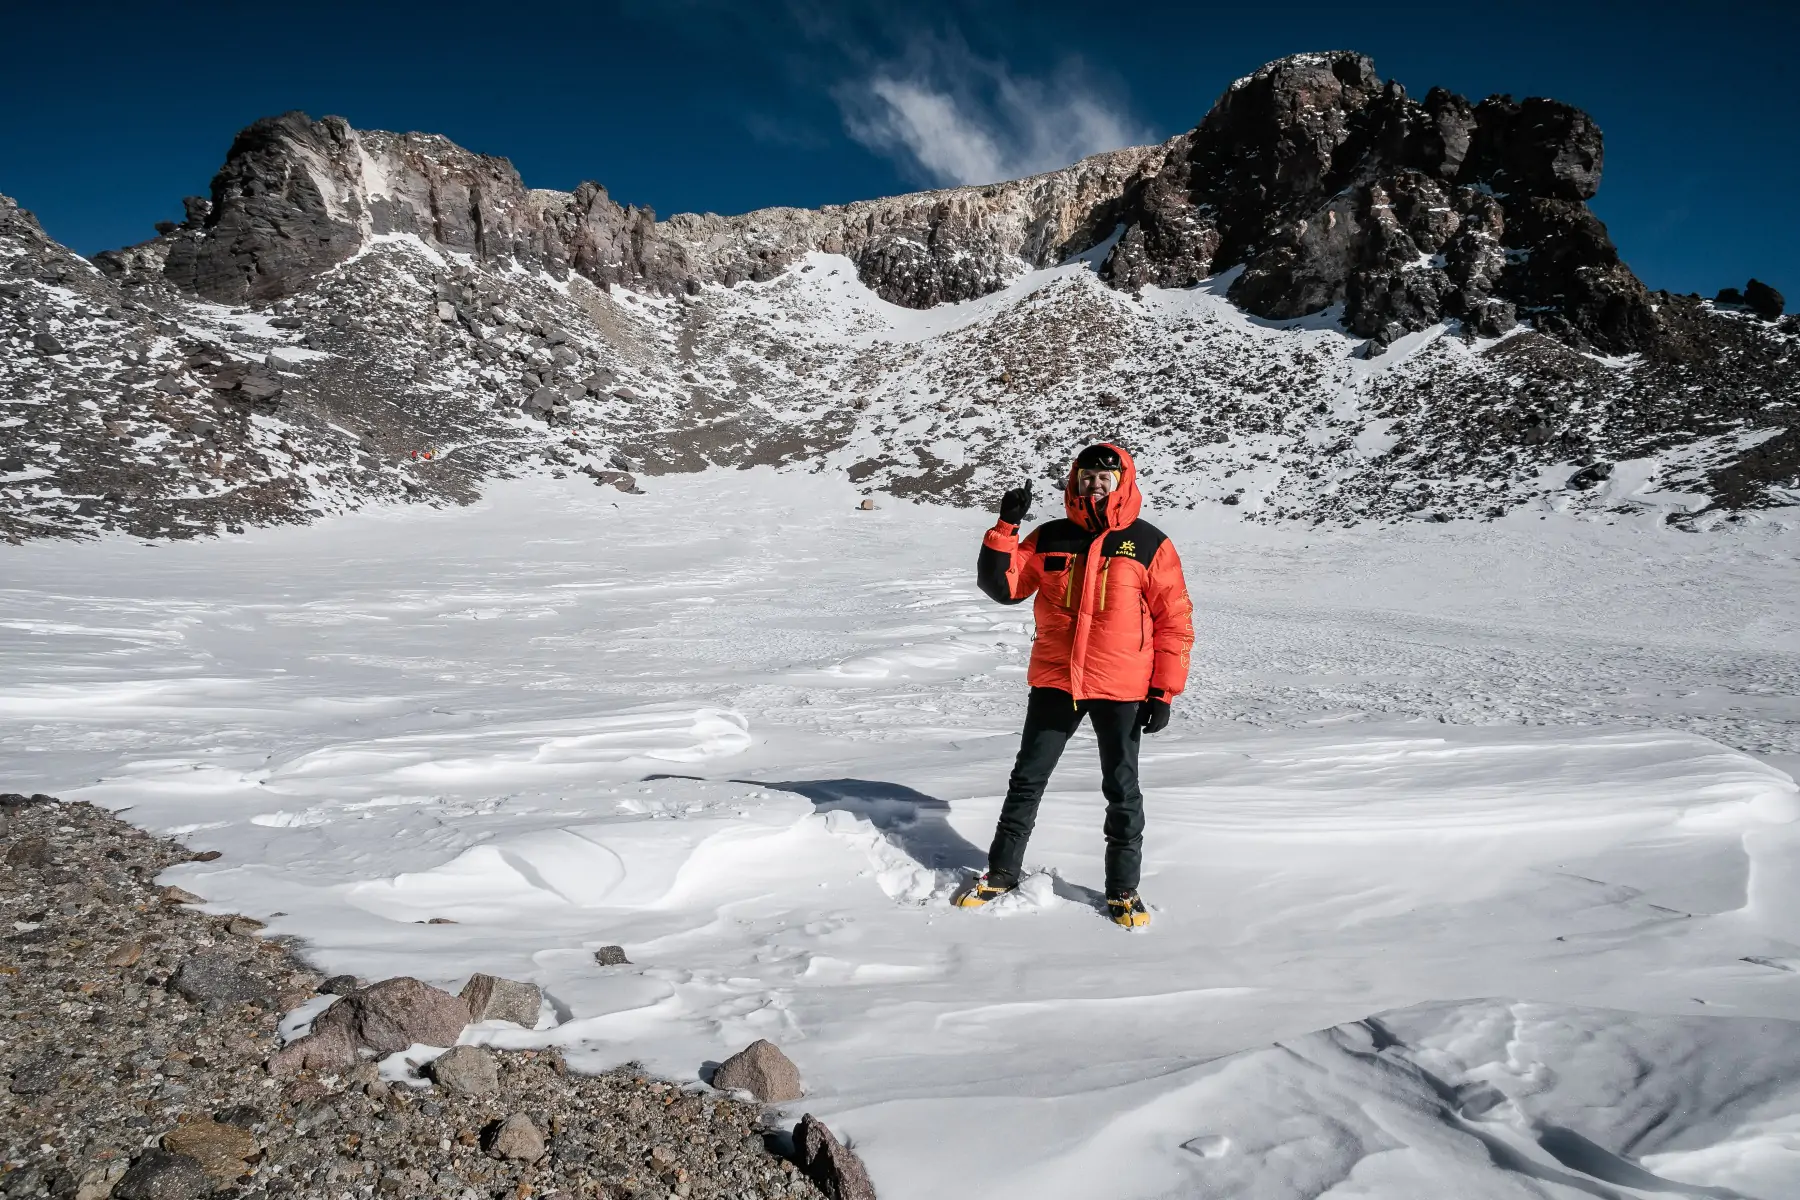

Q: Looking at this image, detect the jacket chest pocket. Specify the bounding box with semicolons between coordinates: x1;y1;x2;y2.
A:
1097;557;1148;614
1039;553;1077;608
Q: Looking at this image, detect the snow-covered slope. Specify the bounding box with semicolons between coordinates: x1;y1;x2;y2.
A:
4;51;1796;542
3;470;1797;1196
8;212;1794;543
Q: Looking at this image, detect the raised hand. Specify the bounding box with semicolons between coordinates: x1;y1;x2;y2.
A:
998;481;1033;526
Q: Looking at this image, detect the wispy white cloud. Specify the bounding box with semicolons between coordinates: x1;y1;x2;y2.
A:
838;41;1151;187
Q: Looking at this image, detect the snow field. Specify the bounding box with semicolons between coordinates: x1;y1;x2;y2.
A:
2;470;1799;1197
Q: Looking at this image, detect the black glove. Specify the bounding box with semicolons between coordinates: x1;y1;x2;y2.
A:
998;481;1033;526
1138;689;1171;734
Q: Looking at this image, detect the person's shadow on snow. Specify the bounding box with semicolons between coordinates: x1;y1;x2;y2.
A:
749;778;985;875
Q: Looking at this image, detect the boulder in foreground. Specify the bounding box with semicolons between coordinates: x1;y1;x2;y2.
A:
321;975;470;1054
795;1113;878;1200
267;975;470;1075
712;1039;804;1102
460;971;542;1027
427;1044;500;1095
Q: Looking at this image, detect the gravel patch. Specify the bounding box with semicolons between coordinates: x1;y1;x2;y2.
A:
0;793;848;1198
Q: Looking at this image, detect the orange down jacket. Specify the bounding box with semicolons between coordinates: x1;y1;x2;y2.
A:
977;444;1195;701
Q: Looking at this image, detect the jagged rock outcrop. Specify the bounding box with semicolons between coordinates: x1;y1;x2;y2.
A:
0;189;570;544
86;54;1692;364
97;110;1170;311
7;52;1794;544
1723;279;1787;320
1099;51;1649;354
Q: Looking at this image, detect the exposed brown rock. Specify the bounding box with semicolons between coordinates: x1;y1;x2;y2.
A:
459;972;542;1027
106;942;144;968
316;976;471;1054
484;1113;546;1162
161;1119;257;1186
427;1044;500;1096
4;834;50;866
711;1039;804;1103
265;1011;357;1077
99;110;1167;312
795;1113;878;1200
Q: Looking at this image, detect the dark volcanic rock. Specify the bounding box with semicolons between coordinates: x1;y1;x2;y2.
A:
113;1150;211;1200
1101;50;1656;355
1746;278;1786;319
1495;196;1655;355
1567;462;1614;490
795;1113;878;1200
170;951;278;1010
10;1055;64;1096
5;53;1791;541
158;114;366;305
1461;94;1603;200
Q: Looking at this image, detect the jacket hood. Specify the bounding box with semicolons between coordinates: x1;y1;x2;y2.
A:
1065;442;1142;532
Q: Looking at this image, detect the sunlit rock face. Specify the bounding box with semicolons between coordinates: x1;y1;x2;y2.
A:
2;53;1793;543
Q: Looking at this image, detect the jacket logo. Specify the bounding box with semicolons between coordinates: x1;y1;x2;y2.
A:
1114;540;1136;559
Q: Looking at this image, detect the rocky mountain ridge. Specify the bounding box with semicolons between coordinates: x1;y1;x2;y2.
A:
2;51;1795;543
95;114;1172;313
91;51;1684;361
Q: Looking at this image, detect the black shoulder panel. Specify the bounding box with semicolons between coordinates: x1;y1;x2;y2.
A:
1032;519;1091;555
1101;520;1168;565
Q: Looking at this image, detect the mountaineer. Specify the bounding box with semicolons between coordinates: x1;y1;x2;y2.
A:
958;443;1194;928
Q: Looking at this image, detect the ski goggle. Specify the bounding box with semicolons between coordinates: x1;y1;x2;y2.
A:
1074;446;1124;472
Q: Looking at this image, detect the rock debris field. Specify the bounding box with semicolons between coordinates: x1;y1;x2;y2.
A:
0;793;870;1200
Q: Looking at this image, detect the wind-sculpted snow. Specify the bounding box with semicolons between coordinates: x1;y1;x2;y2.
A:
2;471;1797;1196
1099;1000;1800;1198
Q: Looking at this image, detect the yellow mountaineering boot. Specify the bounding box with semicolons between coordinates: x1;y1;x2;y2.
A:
1106;890;1151;929
953;873;1016;908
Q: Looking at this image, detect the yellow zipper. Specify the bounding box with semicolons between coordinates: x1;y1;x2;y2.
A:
1098;559;1110;612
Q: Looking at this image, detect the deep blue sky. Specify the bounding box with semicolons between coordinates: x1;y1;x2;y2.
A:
5;1;1794;298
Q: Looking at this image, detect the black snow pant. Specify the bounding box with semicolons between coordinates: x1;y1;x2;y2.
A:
985;686;1145;896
